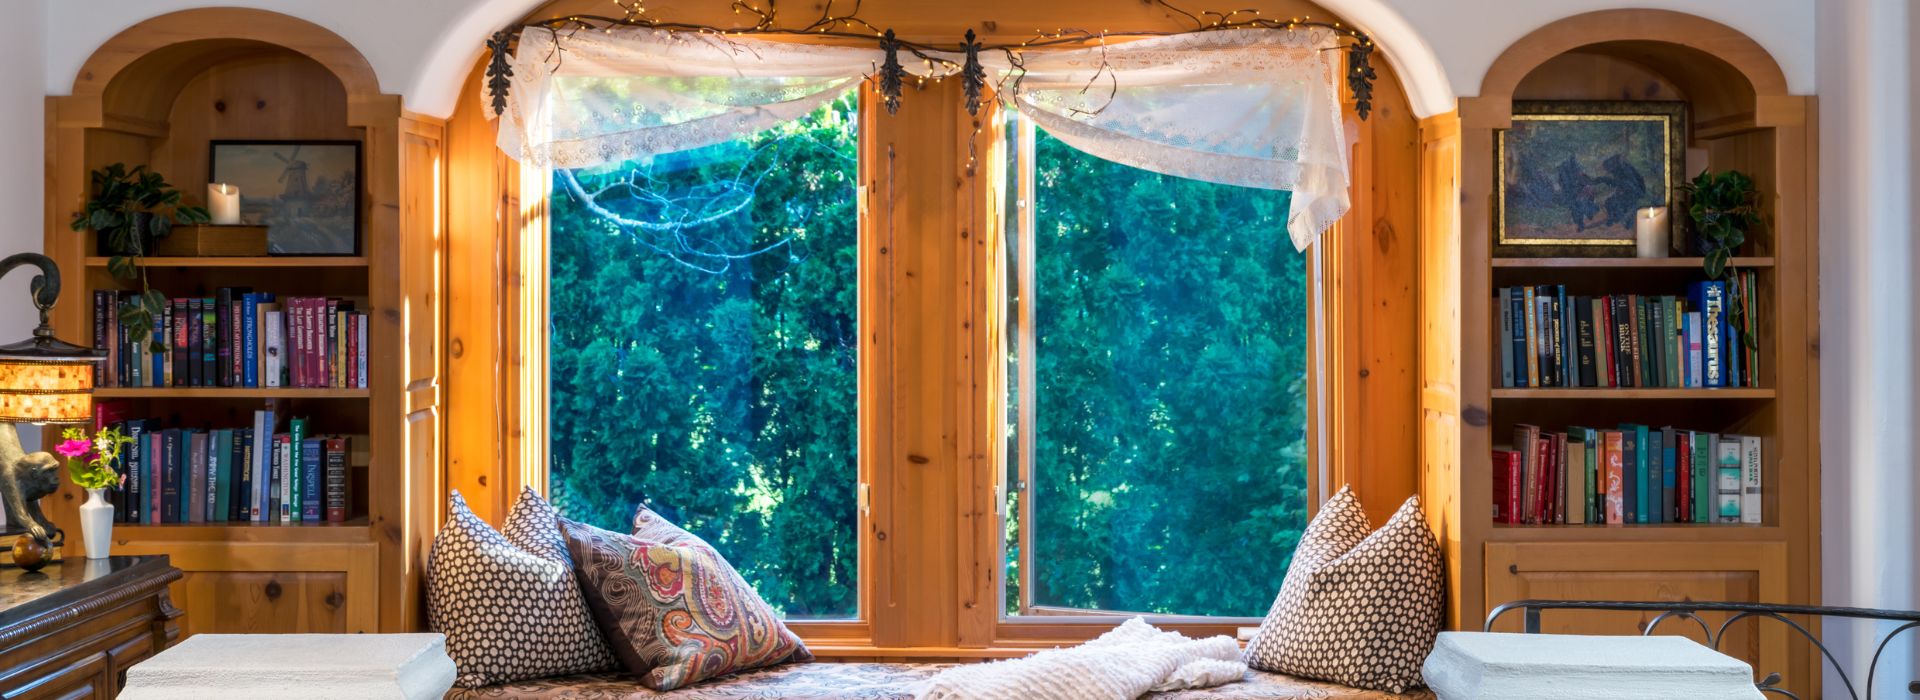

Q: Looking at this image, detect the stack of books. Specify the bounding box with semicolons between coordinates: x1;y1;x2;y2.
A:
1493;424;1762;526
1497;273;1761;389
96;289;370;389
99;407;361;525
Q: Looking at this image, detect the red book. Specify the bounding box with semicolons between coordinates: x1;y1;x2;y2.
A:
345;312;359;389
1532;437;1551;524
324;437;349;522
1598;297;1614;387
1603;430;1626;524
1492;449;1522;524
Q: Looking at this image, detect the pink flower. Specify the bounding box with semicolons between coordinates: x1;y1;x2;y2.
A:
55;438;91;459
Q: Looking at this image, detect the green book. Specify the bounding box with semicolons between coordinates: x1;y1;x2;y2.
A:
1620;423;1651;523
1665;297;1684;388
1575;427;1600;522
289;417;308;521
211;429;232;522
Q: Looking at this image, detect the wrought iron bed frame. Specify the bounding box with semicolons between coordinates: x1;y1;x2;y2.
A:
1485;600;1920;699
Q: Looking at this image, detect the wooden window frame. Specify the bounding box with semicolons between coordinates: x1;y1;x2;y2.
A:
475;71;1386;657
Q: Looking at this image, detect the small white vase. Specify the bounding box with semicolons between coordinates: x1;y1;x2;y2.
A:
80;487;114;560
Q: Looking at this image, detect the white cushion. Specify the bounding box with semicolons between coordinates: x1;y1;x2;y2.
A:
122;633;456;699
1421;632;1764;699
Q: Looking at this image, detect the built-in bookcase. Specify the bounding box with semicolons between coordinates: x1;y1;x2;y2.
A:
43;9;432;636
1429;10;1820;697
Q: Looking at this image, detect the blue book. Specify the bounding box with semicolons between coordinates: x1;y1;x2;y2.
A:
1632;424;1651;522
1508;290;1528;387
125;420;146;524
1688;281;1727;387
243;293;260;387
301;438;324;522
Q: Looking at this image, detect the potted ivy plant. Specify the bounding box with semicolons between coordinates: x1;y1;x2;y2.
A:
68;163;209;350
1677;169;1760;280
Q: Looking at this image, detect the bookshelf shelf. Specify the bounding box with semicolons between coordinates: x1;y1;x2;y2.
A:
1491;256;1774;269
1490;387;1775;400
109;518;373;544
85;256;370;268
1487;523;1780;542
93;388;370;399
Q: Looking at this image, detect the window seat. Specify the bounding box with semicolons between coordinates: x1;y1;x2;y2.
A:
444;662;1433;699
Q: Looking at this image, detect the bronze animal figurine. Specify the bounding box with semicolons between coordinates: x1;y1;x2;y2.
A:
0;426;65;547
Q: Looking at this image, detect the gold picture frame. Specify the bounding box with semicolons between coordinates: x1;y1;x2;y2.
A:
1494;101;1687;258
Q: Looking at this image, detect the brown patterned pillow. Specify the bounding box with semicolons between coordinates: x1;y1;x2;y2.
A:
561;508;812;691
427;491;617;688
1243;487;1445;693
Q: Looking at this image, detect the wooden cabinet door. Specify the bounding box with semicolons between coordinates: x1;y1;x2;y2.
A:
111;541;378;635
1485;541;1794;691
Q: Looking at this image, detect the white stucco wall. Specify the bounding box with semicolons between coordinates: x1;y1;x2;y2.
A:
13;0;1918;686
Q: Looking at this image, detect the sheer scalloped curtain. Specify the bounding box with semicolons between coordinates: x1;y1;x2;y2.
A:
492;28;882;168
492;26;1350;249
993;28;1350;251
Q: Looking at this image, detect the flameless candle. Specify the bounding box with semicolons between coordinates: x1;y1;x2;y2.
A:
1635;206;1670;258
209;183;241;225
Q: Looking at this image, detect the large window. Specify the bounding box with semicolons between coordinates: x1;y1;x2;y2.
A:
1003;117;1312;619
547;94;861;619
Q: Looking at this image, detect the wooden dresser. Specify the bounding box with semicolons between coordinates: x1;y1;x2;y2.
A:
0;555;183;699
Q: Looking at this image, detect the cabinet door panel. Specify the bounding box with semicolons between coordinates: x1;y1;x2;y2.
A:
1485;542;1793;694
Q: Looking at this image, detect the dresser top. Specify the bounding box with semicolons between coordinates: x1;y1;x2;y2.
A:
0;555;177;629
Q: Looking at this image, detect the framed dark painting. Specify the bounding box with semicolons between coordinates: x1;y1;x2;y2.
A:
209;140;362;256
1494;101;1686;258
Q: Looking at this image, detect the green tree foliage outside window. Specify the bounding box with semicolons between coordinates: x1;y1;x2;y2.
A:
1006;127;1311;618
548;94;860;619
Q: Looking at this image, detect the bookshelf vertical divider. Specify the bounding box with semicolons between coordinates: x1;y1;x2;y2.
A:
1431;9;1819;696
43;8;436;635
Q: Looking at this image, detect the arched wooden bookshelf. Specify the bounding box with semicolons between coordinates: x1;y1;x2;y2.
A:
44;8;443;635
1423;8;1819;696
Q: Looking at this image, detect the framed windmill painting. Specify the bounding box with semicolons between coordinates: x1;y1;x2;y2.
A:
210;140;362;255
1494;101;1686;258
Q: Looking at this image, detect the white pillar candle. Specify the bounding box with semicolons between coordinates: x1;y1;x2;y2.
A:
1635;206;1670;258
208;183;241;225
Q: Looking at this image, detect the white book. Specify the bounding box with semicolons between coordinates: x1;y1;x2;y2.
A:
279;437;293;523
1740;435;1763;524
263;309;285;388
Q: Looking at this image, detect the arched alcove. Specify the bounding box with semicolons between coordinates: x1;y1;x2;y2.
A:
1428;8;1819;696
45;7;428;637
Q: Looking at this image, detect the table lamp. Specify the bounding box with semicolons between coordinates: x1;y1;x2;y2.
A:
0;253;104;561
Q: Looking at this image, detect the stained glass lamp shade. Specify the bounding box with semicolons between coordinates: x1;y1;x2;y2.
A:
0;253;102;423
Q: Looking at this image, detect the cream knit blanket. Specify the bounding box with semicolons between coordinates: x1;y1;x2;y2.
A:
916;617;1247;700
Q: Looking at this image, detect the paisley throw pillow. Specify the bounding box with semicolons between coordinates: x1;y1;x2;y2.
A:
562;509;812;690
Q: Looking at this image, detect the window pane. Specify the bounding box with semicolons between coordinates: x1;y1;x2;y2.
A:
1005;124;1311;618
548;94;860;619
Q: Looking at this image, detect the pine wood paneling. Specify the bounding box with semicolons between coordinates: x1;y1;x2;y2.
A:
1416;110;1466;630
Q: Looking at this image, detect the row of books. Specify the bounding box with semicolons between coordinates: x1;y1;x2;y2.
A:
95;290;369;389
102;410;358;524
1493;424;1762;526
1497;273;1761;389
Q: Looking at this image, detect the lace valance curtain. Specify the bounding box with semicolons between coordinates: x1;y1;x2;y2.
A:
493;27;1350;250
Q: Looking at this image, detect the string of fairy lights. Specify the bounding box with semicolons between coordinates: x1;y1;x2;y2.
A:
484;0;1380;121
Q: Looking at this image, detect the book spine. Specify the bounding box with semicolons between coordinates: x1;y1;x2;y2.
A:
1692;281;1726;387
1716;437;1743;522
252;410;273;522
1609;296;1634;387
1676;431;1692;523
302;439;323;522
1559;286;1575;388
235;427;252;522
276;434;291;523
1499;289;1515;388
216;288;232;387
1667;297;1684;388
1649;297;1667;387
1575;298;1597;388
155;307;169;386
1548;290;1565;388
326;437;349;522
1741;435;1763;524
1619;426;1639;523
125;420;145;523
1522;286;1539;387
200;298;216;388
1583;428;1599;522
1566;435;1585;524
93;291;110;387
211;429;230;522
1603;431;1624;524
1509;290;1529;387
1530;435;1548;523
1661;429;1679;523
347;312;361;388
1647;428;1665;524
230;290;248;386
327;299;341;388
356;314;368;389
265;309;285;388
289;417;307;521
127;297;143;388
185;431;204;523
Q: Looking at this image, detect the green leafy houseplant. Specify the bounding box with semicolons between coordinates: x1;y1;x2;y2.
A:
69;163;210;351
1678;169;1760;280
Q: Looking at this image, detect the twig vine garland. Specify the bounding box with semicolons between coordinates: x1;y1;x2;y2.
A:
487;0;1379;120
